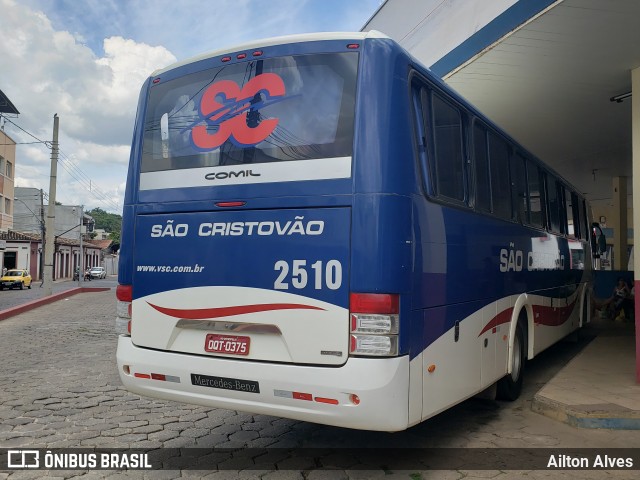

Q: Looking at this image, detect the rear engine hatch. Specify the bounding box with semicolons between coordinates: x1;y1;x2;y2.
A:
131;207;350;365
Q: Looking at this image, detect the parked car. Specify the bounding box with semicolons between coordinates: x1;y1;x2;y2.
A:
0;269;32;290
89;266;107;279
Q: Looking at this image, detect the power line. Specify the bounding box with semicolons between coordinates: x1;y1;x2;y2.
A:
57;150;121;212
2;116;122;212
1;116;51;147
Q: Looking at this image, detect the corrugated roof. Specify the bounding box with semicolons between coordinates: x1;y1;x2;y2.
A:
0;89;19;115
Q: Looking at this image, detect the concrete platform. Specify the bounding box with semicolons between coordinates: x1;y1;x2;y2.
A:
532;317;640;429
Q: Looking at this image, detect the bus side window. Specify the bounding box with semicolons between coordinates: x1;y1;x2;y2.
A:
411;83;432;194
545;175;563;234
488;132;511;220
431;94;465;202
564;187;576;238
570;191;582;239
513;153;528;224
472;122;491;213
578;198;588;241
526;160;545;229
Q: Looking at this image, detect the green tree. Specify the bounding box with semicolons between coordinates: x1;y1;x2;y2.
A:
86;207;122;242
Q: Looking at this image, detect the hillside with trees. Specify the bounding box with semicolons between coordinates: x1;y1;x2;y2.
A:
86;207;122;243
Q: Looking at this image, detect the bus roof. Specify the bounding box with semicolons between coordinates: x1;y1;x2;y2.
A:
151;30;389;77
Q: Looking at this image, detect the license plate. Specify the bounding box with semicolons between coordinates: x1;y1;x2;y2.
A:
204;334;250;356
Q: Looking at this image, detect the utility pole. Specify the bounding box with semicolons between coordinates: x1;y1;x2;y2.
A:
39;188;45;287
44;114;58;297
78;205;83;287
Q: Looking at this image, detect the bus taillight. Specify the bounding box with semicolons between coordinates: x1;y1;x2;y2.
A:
349;293;399;357
350;293;398;314
115;284;132;335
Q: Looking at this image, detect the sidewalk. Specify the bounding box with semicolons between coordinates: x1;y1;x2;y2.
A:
532;316;640;429
0;277;114;321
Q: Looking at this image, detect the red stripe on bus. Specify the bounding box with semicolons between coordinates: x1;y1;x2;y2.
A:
147;302;325;319
478;299;578;337
478;307;513;337
532;300;577;326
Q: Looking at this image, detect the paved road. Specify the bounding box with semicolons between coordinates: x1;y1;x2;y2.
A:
0;291;637;478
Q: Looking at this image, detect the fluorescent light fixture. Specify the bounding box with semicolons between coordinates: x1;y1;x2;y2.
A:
610;92;632;103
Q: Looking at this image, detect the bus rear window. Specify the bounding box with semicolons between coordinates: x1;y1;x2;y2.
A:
141;52;358;173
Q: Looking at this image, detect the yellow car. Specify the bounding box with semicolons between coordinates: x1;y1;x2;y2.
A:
0;269;32;290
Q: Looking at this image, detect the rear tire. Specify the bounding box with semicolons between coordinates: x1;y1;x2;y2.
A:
28;283;31;289
19;282;23;290
497;320;526;401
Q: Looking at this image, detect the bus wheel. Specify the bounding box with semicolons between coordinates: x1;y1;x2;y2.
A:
497;320;526;401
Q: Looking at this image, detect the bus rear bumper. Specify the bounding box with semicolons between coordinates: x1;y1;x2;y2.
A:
117;336;410;431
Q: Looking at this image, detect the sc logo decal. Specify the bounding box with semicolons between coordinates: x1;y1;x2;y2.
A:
190;73;286;150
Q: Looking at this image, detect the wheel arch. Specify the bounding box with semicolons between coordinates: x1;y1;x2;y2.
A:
578;282;592;327
507;294;533;374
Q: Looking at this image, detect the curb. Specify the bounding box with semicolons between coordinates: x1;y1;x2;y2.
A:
0;287;112;322
532;393;640;430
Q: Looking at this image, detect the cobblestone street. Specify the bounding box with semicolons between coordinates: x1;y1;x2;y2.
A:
0;290;637;479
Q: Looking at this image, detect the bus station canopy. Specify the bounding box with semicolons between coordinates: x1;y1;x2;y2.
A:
365;0;640;204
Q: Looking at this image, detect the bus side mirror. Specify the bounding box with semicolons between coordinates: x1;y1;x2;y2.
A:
591;222;606;257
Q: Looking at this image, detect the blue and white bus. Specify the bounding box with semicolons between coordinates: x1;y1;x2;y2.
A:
116;31;593;431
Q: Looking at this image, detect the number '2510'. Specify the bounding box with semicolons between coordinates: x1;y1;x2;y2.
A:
274;260;342;290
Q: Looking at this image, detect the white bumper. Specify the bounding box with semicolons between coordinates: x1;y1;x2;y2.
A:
117;336;410;431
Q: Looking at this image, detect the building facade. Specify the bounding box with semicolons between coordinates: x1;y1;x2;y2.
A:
0;129;15;233
10;187;102;280
0;230;102;281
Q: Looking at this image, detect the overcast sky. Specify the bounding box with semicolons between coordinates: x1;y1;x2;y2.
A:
0;0;382;213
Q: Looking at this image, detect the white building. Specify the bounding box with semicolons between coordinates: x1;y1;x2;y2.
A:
11;187;101;280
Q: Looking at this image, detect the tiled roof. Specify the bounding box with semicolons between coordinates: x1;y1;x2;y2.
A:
1;231;102;250
0;231;39;241
86;239;113;250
